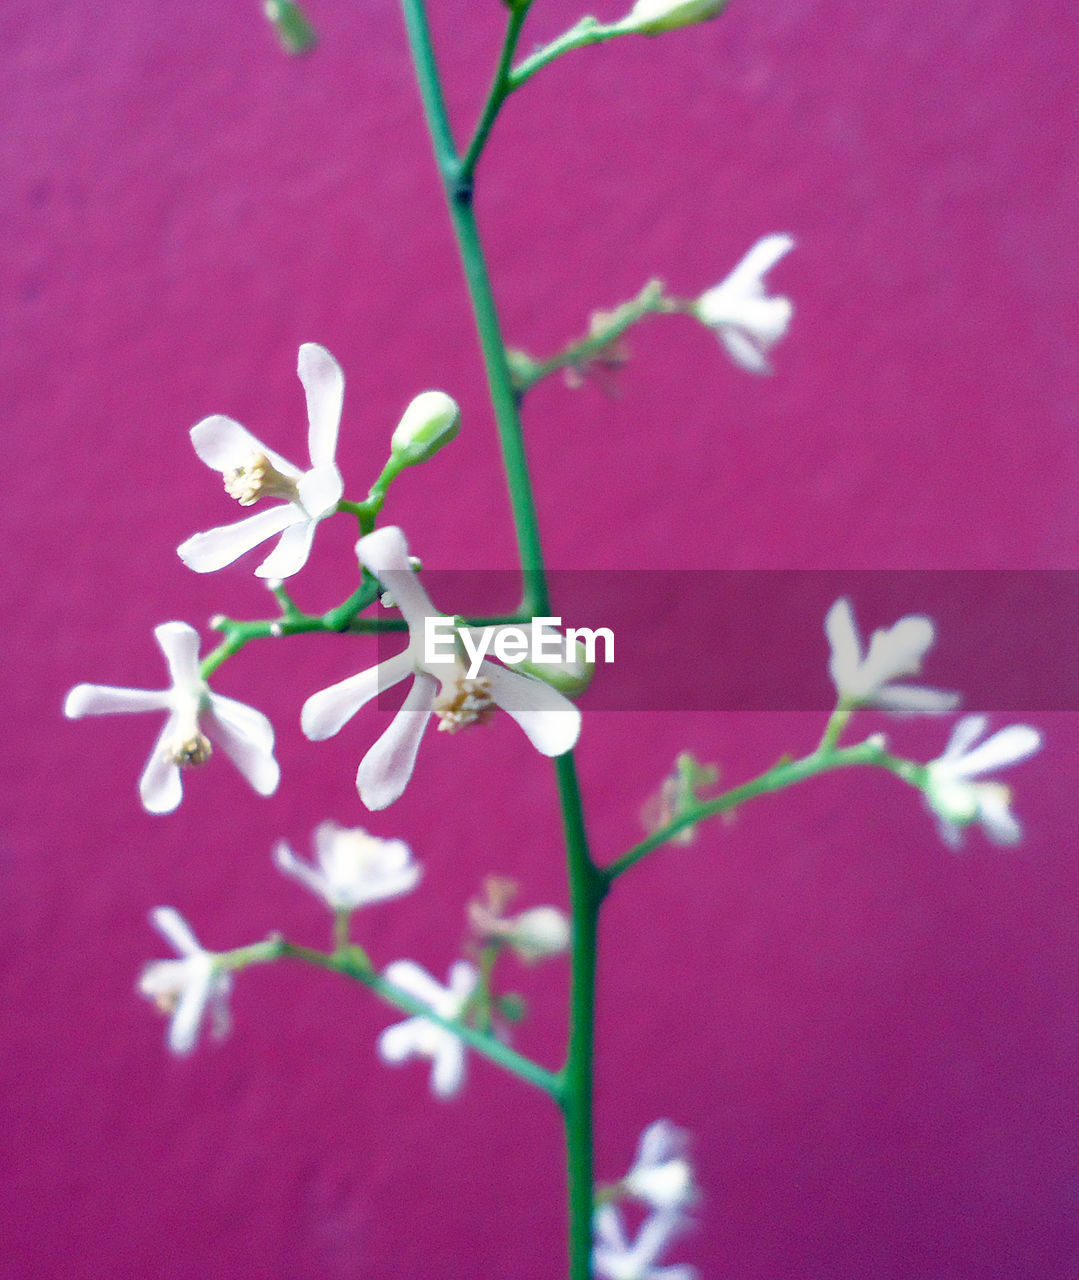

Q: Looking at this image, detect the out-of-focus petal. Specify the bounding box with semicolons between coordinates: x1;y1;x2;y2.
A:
383;959;448;1008
167;958;215;1056
430;1039;466;1099
151;905;202;956
951;724;1042;779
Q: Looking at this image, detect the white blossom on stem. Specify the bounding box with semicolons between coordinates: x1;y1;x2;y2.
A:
621;1120;698;1212
377;960;478;1099
64;621;279;814
177;343;345;578
825;597;958;715
138;907;232;1056
618;0;726;36
693;234;795;373
274;821;421;911
593;1204;696;1280
924;714;1042;847
301;526;581;809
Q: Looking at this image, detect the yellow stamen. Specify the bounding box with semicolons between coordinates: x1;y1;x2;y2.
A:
433;675;496;733
224;452;299;506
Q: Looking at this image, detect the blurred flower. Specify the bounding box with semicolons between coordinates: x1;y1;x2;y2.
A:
64;621;279;813
824;597;958;715
138;907;232;1056
694;234;794;373
468;876;570;963
618;0;726;37
274;821;421;911
640;753;719;845
301;526;581;809
177;343;345;578
924;714;1042;847
593;1204;696;1280
378;960;478;1099
621;1120;698;1212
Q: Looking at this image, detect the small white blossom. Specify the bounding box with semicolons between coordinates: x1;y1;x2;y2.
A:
301;526;581;809
593;1204;696;1280
825;597;958;715
618;0;725;36
924;714;1042;847
468;879;571;963
64;621;279;813
138;907;232;1056
177;343;345;579
622;1121;698;1212
274;820;421;911
694;234;795;373
378;960;478;1099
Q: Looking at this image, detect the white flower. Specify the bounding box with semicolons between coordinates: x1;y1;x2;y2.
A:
593;1205;696;1280
824;597;958;715
622;1121;698;1212
694;234;795;373
377;959;478;1099
64;621;280;814
468;878;571;962
301;526;582;810
924;714;1042;848
177;343;345;578
274;820;421;911
618;0;726;36
138;907;232;1056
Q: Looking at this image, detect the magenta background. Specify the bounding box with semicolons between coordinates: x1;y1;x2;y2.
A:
4;1;1079;1277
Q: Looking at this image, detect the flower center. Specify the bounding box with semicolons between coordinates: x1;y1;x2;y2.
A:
165;732;213;768
432;674;496;733
224;452;299;506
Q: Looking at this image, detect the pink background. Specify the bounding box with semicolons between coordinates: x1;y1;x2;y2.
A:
4;0;1079;1276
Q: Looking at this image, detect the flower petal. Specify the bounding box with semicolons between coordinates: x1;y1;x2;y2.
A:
951;724;1042;779
859;615;935;689
940;714;988;763
296;462;344;522
978;786;1023;844
64;684;170;717
377;1018;422;1064
430;1037;466;1099
255;517;317;579
154;621;203;690
139;718;184;814
718;326;771;374
872;684;960;716
151;905;202;956
177;505;299;573
723;232;795;291
355;672;437;810
356;527;441;634
383;958;447;1007
206;694;280;796
301;650;414;741
274;841;331;902
190;414;301;480
298;343;345;471
824;597;862;693
167;956;215;1056
482;663;582;756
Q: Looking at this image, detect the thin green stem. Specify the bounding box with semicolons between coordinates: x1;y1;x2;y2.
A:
605;739;929;883
458;2;532;186
224;935;562;1098
508;17;630;92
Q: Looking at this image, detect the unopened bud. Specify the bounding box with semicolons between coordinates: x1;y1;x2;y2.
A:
264;0;317;55
618;0;727;35
391;391;460;467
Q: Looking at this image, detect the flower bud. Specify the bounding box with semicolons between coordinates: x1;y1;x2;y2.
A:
505;906;571;963
391;391;460;468
619;0;727;36
263;0;317;55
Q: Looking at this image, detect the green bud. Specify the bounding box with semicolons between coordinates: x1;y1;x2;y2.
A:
508;631;595;697
390;391;461;468
497;993;527;1023
263;0;317;55
619;0;727;36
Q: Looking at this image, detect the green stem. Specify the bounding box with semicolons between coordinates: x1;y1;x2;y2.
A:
605;739;928;883
508;17;629;92
458;2;532;186
224;936;562;1098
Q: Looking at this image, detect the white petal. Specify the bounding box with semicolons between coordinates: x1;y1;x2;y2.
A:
167;958;215;1055
719;327;772;374
593;1205;629;1254
296;462;344;521
356;673;437;810
274;842;332;902
383;959;446;1007
206;695;280;796
139;718;184;814
64;684;169;717
634;1209;690;1268
635;1120;687;1172
978;787;1023;844
177;505;299;573
377;1018;422;1064
430;1038;466;1099
255;517;317;579
724;232;795;291
951;724;1042;779
301;650;414;740
941;714;988;763
151;906;202;956
446;960;479;1009
872;684;959;716
356;527;440;634
859;616;935;689
154;621;203;690
298;343;344;470
190;414;301;480
483;664;582;756
824;597;862;693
